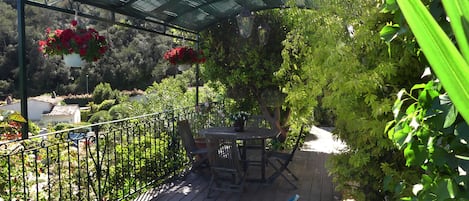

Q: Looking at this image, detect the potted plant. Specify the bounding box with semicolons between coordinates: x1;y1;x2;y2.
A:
38;20;108;67
230;111;250;132
163;46;205;71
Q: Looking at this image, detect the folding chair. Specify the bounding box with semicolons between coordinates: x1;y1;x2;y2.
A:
205;133;246;199
177;120;208;172
266;125;306;189
240;115;271;167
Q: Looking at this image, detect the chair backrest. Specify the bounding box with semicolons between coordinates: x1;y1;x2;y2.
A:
286;125;306;162
178;120;197;153
205;133;242;173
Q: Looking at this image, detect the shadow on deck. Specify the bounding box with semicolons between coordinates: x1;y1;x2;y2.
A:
136;127;345;201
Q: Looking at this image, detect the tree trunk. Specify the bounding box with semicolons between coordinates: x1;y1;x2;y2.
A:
258;98;290;142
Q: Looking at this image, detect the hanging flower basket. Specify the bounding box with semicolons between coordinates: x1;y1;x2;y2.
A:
38;20;108;66
163;46;205;65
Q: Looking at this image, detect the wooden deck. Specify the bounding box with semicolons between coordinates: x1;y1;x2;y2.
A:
135;127;344;201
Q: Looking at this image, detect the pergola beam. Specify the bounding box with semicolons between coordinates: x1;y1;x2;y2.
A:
25;0;199;41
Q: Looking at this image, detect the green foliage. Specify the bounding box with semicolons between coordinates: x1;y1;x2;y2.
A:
97;99;117;111
88;110;112;123
53;122;75;131
108;103;132;120
81;108;91;122
385;79;469;200
92;82;119;104
279;0;424;199
28;121;40;135
141;75;193;113
0;110;26;140
201;11;295;137
381;0;469;122
381;0;469;199
64;94;93;107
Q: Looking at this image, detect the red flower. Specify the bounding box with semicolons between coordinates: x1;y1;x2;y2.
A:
54;29;63;36
79;48;87;56
163;46;205;65
99;46;107;54
38;20;108;63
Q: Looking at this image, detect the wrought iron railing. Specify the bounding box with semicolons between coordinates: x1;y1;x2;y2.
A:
0;102;226;200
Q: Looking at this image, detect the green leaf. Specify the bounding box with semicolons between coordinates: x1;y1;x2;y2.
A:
385;120;395;133
442;0;469;60
456;155;469;175
8;113;26;123
404;143;427;166
422;174;433;189
410;83;426;92
393;123;413;149
437;94;458;128
380;0;399;14
443;102;457;128
432;147;457;168
405;103;416;115
380;24;400;42
455;121;469;142
434;178;457;200
393;90;406;118
397;0;469;124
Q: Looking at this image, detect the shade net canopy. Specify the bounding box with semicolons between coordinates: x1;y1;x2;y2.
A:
74;0;316;32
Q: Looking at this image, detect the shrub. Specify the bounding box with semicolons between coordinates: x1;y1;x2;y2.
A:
88;110;112;123
80;109;91;122
53;122;74;131
98;99;116;111
64;94;92;107
92;82;119;104
108;104;132;120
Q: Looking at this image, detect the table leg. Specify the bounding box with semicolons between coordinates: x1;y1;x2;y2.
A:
242;140;248;171
261;139;266;182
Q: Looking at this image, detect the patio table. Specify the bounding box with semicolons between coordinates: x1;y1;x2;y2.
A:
199;127;278;182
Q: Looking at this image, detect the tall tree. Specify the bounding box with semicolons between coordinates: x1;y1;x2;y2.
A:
201;11;292;138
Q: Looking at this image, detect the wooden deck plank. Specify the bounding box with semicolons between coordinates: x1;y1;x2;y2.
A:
143;151;335;201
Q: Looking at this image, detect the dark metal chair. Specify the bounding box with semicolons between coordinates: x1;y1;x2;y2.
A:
177;120;208;172
205;133;246;198
240;115;271;166
266;125;306;189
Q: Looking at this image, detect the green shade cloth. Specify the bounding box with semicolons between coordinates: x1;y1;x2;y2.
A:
76;0;315;32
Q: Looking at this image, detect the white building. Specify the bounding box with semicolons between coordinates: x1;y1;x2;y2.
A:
0;95;62;121
0;95;80;124
42;105;81;124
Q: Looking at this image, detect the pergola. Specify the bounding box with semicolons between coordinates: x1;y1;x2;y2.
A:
16;0;315;137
